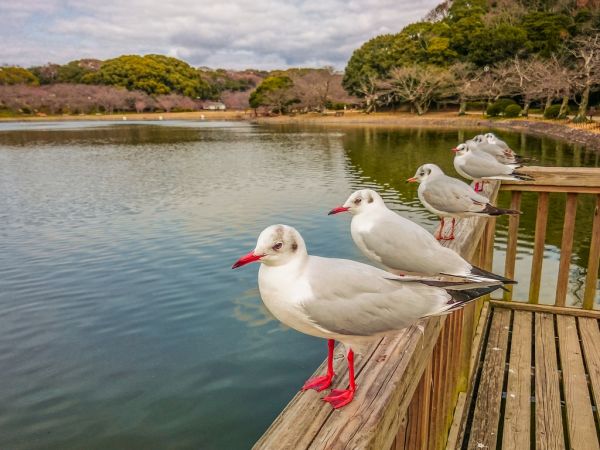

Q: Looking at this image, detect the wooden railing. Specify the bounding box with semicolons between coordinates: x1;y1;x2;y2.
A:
253;166;600;450
496;166;600;311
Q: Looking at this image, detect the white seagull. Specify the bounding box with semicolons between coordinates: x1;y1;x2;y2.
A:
452;144;533;192
467;136;525;165
328;189;514;284
232;224;502;408
408;164;520;240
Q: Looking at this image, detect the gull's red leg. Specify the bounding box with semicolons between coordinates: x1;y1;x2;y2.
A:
323;348;355;409
449;218;456;240
302;339;335;391
474;181;481;192
435;217;445;240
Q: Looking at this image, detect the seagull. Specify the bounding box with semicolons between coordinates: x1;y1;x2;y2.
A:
328;189;515;284
232;224;502;408
452;144;533;192
466;136;524;165
484;133;510;150
407;164;520;240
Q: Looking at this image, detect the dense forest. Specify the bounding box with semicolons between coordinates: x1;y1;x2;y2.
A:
1;0;599;118
340;0;600;120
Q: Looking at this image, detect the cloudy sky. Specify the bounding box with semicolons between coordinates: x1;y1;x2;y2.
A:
0;0;439;70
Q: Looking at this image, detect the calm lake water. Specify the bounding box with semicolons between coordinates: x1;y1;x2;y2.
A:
0;121;598;449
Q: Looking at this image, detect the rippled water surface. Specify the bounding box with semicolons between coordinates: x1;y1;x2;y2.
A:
0;121;598;449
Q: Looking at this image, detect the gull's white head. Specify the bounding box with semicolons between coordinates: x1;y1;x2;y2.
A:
452;143;470;156
472;135;485;143
232;224;307;268
329;189;384;216
407;163;444;184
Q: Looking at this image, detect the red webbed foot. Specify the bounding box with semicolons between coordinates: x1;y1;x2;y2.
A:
323;388;355;409
302;374;334;392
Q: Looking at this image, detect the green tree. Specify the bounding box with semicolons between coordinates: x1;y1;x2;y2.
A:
0;67;39;85
249;76;295;113
521;12;574;57
82;54;212;98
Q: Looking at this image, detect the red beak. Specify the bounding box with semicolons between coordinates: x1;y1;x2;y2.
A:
451;147;459;153
232;251;263;269
406;177;417;183
328;206;349;215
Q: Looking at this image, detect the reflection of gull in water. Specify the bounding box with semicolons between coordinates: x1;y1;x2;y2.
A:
232;287;289;332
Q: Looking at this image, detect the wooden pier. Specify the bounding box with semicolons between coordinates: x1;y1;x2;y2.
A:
253;166;600;450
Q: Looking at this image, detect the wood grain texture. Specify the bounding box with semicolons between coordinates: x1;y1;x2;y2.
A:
578;318;600;426
535;313;565;450
583;194;600;310
556;315;599;450
500;166;600;188
490;300;600;319
503;191;522;301
467;308;511;450
555;193;578;307
502;311;532;450
529;192;550;304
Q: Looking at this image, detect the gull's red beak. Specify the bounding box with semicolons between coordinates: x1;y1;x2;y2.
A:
406;177;417;183
232;251;263;269
451;147;459;153
328;206;349;215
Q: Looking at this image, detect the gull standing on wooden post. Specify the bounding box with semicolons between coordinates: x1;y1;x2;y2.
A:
232;224;503;408
329;189;515;284
407;164;521;240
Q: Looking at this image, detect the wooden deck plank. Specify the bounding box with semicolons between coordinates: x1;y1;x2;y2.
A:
467;308;511;449
576;318;600;436
556;315;599;450
502;311;532;450
535;312;565;450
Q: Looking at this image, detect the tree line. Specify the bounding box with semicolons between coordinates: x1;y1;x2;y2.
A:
340;0;600;121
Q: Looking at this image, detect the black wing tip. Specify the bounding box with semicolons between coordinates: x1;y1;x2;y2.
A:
480;204;522;216
512;170;535;181
470;266;517;284
447;284;502;309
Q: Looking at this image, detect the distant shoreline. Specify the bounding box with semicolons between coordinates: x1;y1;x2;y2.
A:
254;112;600;152
2;110;598;151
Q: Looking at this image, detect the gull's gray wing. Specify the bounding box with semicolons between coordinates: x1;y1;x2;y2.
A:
301;256;450;336
423;176;489;213
353;211;471;275
461;151;513;178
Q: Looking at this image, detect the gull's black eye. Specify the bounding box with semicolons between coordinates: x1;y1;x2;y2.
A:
420;172;425;176
272;242;283;251
354;198;362;205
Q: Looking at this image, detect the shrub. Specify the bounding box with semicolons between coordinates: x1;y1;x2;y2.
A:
543;104;562;119
486;98;517;117
504;104;522;118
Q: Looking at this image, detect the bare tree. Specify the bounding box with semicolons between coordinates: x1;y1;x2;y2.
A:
382;65;454;115
449;62;481;115
570;34;600;122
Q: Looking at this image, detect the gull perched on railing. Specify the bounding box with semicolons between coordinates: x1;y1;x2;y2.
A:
408;164;520;240
329;189;515;284
452;143;534;192
232;224;503;408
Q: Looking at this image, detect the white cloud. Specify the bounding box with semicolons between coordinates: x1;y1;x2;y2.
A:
0;0;440;69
